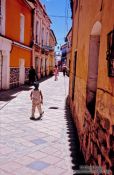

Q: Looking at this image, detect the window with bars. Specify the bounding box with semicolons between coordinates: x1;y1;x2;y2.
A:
46;31;48;46
106;29;114;77
42;28;44;46
36;21;38;44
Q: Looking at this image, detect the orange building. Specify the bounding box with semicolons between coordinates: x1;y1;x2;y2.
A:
69;0;114;173
0;0;34;89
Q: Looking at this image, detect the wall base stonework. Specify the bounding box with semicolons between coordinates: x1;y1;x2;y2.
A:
10;68;19;88
68;96;114;174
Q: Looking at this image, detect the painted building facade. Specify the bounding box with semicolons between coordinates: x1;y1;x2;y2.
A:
65;28;72;71
0;0;34;89
61;43;67;65
0;0;56;90
33;0;52;79
0;0;12;90
48;29;57;74
69;0;114;173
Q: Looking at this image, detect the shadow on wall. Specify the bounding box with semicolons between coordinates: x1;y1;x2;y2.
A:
64;100;85;175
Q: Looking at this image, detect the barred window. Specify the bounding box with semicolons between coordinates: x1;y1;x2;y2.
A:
36;21;38;43
106;29;114;77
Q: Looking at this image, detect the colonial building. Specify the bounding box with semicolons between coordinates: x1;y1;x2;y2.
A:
0;0;12;90
0;0;56;90
65;27;72;71
69;0;114;173
0;0;34;89
32;0;52;79
61;43;67;65
48;29;57;75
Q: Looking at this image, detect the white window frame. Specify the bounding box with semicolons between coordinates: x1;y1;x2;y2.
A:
20;14;25;43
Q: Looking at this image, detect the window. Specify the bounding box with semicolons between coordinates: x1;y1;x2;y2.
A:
20;14;25;43
106;29;114;77
46;32;48;45
36;21;38;44
42;28;44;46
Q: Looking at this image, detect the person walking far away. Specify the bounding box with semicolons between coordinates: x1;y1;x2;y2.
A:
62;64;67;76
29;66;38;85
53;65;59;81
30;81;44;120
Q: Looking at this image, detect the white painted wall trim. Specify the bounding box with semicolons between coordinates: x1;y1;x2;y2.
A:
0;36;12;51
0;37;12;89
13;41;32;51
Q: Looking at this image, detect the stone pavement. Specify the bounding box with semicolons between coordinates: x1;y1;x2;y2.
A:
0;73;84;175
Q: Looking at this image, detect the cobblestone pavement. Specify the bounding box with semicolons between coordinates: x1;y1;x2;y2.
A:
0;73;84;175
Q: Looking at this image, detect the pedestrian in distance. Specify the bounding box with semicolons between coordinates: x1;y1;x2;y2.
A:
30;81;44;120
53;65;59;81
62;64;67;76
29;66;38;85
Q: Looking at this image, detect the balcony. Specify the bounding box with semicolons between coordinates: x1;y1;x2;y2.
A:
42;45;54;51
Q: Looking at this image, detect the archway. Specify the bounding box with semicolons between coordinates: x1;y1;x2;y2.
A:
86;21;101;118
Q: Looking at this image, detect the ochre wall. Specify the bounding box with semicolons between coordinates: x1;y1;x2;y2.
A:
70;0;114;128
69;0;114;171
5;0;32;46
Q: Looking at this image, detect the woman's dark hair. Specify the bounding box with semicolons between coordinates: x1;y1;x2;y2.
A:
34;81;39;89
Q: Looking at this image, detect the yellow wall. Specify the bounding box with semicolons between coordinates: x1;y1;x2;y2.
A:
10;45;31;67
69;0;114;169
5;0;32;46
49;32;56;72
70;0;114;128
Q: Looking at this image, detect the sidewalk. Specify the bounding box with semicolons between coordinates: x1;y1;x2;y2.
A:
0;73;84;175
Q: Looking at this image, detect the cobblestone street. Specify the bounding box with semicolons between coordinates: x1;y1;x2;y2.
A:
0;73;84;175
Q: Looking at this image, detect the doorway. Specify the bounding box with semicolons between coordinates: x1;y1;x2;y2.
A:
19;59;25;85
86;21;101;118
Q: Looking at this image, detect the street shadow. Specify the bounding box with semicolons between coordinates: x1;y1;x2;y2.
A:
0;86;32;102
64;101;85;175
0;75;53;102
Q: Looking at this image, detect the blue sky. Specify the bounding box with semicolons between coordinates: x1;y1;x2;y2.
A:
40;0;72;49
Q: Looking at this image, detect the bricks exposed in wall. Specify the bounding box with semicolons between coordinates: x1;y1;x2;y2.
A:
81;110;113;174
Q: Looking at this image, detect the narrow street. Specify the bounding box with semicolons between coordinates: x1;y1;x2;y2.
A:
0;73;84;175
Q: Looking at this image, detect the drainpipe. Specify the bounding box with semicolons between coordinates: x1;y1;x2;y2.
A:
0;51;3;90
31;8;35;67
